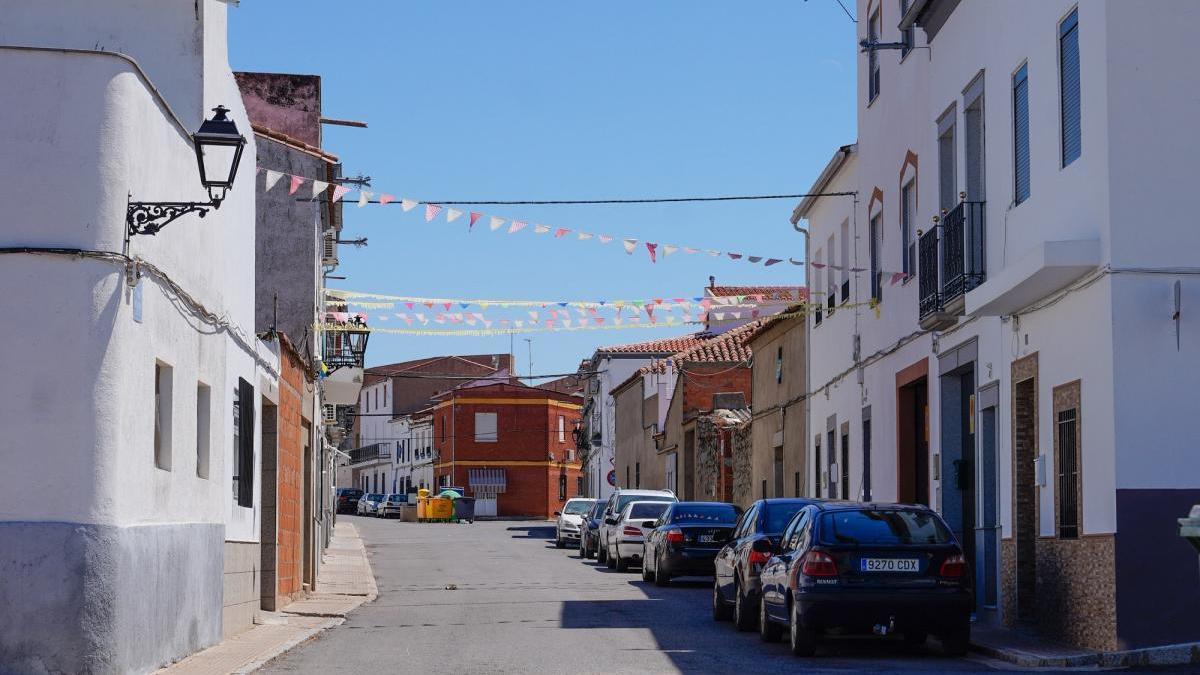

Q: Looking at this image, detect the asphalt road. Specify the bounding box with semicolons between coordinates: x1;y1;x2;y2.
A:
260;517;1026;674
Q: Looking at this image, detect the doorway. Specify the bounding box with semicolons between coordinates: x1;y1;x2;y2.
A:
897;373;930;506
976;387;1000;621
259;400;279;611
940;367;976;575
773;446;784;498
1013;376;1038;623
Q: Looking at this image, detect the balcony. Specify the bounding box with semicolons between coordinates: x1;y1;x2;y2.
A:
348;443;389;465
918;200;986;330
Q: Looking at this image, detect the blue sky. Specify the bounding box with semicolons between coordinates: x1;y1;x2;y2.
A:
229;1;856;380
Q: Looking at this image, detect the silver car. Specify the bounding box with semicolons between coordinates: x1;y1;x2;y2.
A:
597;488;676;569
378;493;407;518
555;498;597;548
611;500;671;571
356;493;385;516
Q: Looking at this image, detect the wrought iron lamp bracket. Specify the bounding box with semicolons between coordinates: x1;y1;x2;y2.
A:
126;199;216;237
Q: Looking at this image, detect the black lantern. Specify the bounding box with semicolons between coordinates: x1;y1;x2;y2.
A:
323;314;371;373
192;105;246;205
126;105;247;238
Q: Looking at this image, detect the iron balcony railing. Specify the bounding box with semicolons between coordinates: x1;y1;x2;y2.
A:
917;199;986;320
941;200;987;301
917;227;941;319
349;443;388;465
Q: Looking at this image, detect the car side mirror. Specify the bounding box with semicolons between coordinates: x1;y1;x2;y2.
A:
641;520;657;529
554;511;561;516
751;538;774;555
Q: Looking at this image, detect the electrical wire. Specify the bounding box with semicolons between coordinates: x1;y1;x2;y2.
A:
832;0;858;22
300;191;857;206
363;369;600;380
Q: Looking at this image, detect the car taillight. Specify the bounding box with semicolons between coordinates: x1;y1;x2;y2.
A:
800;550;838;577
748;550;771;566
623;526;642;537
665;529;684;544
940;553;966;578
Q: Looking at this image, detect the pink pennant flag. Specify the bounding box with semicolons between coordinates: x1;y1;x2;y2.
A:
415;313;427;324
508;220;527;234
545;320;555;329
765;258;783;266
700;298;713;309
425;204;443;222
645;306;655;318
754;294;765;302
811;262;826;269
379;194;396;205
621;238;637;254
594;318;605;325
684;247;699;254
288;174;305;195
434;314;446;324
599;235;614;245
443;302;452;311
489;217;505;231
727;252;743;260
405;302;414;310
331;185;351;203
554;228;570;238
399;314;412;325
469;212;483;229
534;224;551;235
645;242;658;263
890;272;906;285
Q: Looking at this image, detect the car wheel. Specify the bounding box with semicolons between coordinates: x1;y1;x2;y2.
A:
733;580;756;632
642;557;654;582
555;535;565;549
605;546;617;569
712;579;732;621
615;552;629;572
940;626;970;657
788;601;818;656
653;554;670;587
758;596;783;642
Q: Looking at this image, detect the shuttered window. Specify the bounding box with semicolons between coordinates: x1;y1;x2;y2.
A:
234;377;255;507
937;109;957;212
1056;408;1079;538
1060;9;1081;167
474;412;498;443
1013;64;1031;204
901;180;916;277
868;9;881;101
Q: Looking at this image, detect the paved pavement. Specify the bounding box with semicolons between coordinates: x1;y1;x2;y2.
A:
261;517;1019;674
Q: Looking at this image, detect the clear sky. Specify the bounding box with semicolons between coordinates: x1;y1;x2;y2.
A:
228;1;856;380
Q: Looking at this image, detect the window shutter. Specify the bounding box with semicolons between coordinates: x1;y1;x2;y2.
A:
1013;64;1031;204
1060;10;1081;166
238;377;255;507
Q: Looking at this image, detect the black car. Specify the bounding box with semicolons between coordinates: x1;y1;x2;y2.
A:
713;498;819;631
335;488;364;514
579;500;606;559
641;502;740;586
757;503;972;657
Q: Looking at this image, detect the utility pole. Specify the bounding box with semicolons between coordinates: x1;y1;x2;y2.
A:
524;338;533;381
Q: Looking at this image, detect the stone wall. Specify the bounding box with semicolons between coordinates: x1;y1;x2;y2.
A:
223;541;261;639
731;424;754;507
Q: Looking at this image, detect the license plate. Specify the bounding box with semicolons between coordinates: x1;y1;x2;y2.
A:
860;558;920;573
698;534;716;543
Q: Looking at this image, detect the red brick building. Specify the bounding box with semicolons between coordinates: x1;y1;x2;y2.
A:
432;383;583;518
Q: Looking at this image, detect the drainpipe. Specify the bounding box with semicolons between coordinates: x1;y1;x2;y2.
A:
791;222;813;496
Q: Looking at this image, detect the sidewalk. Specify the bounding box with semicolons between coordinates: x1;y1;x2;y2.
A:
159;521;377;675
971;624;1200;668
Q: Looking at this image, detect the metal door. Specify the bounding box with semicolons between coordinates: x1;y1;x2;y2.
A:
475;496;497;517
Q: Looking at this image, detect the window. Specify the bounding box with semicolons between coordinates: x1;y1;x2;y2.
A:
233;377;255;507
820;509;953;545
813;248;824;326
558;475;567;501
814;435;822;498
576;476;584;496
826;235;836;311
154;361;173;470
901;180;916;277
869;213;883;302
862;416;873;502
938;107;957;212
374;388;378;411
557;414;566;443
196;382;211;478
775;346;784;384
826;428;836;497
1013;63;1031;204
794;471;800;498
1060;9;1081;167
840;220;850;302
762;479;767;500
899;0;913;56
1056;404;1080;539
868;7;881;102
626;466;631;489
840;428;850;500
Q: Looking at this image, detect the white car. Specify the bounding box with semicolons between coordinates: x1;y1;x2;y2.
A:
597;488;676;569
609;500;671;571
378;493;407;518
554;498;597;549
356;493;385;516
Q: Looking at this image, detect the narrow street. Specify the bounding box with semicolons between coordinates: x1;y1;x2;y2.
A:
263;517;1005;674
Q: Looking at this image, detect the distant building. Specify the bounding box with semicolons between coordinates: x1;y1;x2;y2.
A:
432;383;583;518
743;307;807;508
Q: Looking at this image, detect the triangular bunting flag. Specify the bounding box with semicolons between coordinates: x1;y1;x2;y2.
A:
707;250;720;257
288;175;305;195
555;228;570;238
508;220;527;234
684;247;699;254
311;180;329;198
425;204;443;222
446;208;463;223
578;232;593;240
646;242;658;263
401;198;418;212
599;235;613;244
663;245;678;256
357;190;372;207
331;185;350;202
534;224;551;235
379;194;396;205
789;258;804;265
727;252;743;260
765;258;783;266
891;272;906;285
469;212;482;229
490;216;505;231
621;238;637;254
265;170;284;192
748;256;762;263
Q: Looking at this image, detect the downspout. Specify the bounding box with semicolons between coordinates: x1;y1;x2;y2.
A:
791;222;813;496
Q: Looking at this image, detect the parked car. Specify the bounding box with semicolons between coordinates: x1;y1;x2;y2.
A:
378;493;407;518
555;497;597;548
713;498;820;630
642;502;740;586
606;500;672;571
757;503;972;657
579;500;606;559
596;489;677;566
335;488;364;514
356;493;385;516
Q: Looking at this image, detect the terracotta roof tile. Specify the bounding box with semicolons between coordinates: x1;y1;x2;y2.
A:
595;332;712;355
706;285;809;302
744;304;807;343
640;320;765;374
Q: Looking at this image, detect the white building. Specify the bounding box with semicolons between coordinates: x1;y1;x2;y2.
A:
796;0;1200;652
392;411;435;495
0;1;277;671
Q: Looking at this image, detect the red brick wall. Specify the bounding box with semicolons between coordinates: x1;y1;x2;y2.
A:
276;347;306;602
681;365;752;419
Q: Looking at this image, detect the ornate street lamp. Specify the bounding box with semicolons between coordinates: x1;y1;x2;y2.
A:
126;105;247;237
322;314;371;374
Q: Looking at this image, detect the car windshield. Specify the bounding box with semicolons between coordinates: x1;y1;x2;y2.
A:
763;503;808;534
820;509;954;545
368;494;384;500
563;500;594;515
670;504;738;524
626;502;669;520
615;494;674;513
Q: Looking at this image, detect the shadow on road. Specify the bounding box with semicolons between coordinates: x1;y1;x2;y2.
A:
505;525;555;540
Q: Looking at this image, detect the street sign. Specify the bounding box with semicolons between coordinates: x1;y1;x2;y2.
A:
607;470;617;486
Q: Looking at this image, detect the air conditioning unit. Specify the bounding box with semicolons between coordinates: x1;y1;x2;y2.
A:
321;230;338;267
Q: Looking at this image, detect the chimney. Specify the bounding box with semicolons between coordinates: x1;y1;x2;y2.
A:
709;275;716;290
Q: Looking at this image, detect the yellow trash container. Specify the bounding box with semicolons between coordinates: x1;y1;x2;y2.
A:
427;497;454;522
417;488;431;521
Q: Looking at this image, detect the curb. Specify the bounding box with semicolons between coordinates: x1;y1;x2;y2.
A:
971;639;1200;668
969;641;1098;668
231;618;342;675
